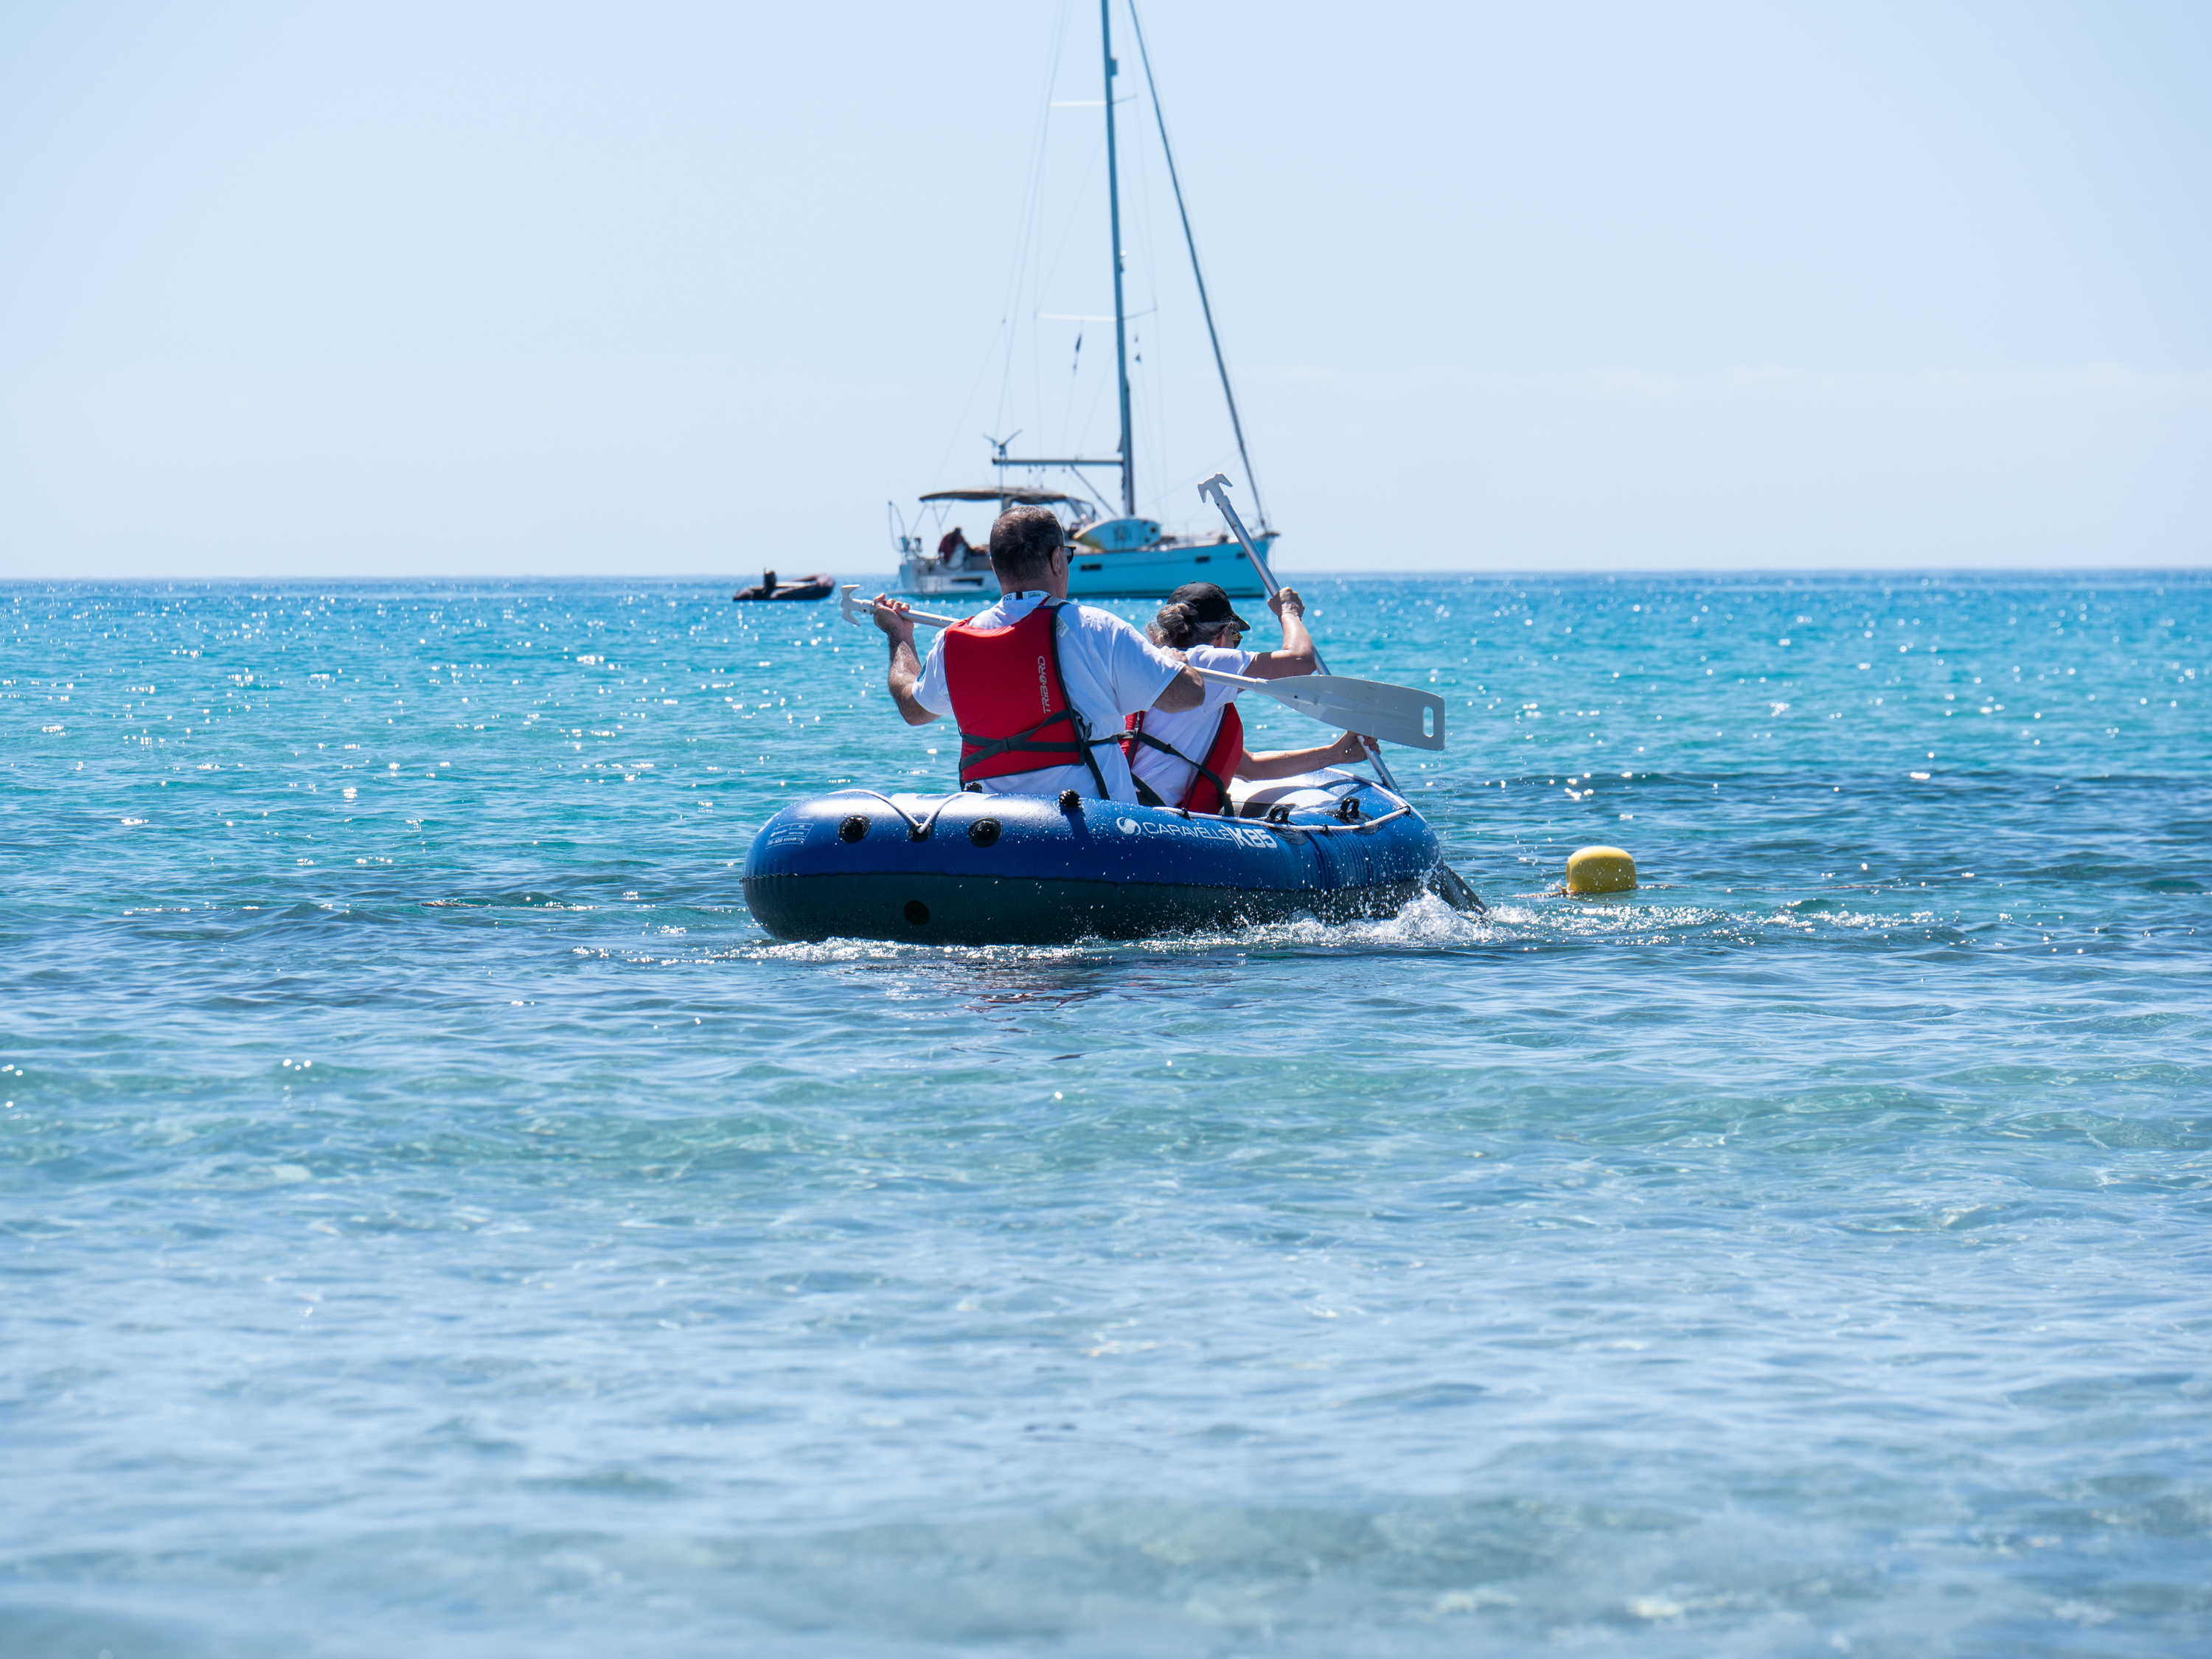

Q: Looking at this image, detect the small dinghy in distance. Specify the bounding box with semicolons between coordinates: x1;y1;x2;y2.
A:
742;770;1442;945
732;571;835;602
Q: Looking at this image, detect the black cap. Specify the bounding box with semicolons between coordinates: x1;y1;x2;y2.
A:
1166;581;1251;634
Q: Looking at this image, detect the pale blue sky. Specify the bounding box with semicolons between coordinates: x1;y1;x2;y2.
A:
2;1;2205;578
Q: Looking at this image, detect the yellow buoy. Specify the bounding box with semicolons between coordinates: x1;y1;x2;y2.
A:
1565;845;1637;894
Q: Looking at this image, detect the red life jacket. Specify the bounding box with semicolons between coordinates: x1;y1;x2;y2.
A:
1122;701;1244;815
945;599;1113;796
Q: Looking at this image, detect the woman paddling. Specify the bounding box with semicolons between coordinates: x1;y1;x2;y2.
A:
1124;581;1370;813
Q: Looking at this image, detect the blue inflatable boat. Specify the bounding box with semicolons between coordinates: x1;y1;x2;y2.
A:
742;771;1449;944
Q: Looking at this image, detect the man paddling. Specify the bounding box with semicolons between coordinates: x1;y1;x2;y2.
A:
869;505;1205;802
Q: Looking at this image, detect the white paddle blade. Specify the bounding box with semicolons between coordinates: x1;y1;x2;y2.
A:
1260;673;1447;751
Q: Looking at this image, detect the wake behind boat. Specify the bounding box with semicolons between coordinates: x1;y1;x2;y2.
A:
889;2;1278;600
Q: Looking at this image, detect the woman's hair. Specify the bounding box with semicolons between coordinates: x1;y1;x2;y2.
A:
1147;599;1204;649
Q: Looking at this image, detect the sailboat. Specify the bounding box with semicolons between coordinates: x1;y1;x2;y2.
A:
891;1;1278;600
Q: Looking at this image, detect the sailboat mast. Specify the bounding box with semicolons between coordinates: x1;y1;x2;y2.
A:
1101;0;1135;518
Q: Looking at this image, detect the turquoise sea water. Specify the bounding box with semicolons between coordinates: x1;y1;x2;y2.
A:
4;571;2208;1658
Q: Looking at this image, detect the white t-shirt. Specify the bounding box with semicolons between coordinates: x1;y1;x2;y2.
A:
1126;643;1256;804
914;591;1185;802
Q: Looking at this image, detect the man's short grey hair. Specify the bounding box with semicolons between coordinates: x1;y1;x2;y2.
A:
989;505;1068;584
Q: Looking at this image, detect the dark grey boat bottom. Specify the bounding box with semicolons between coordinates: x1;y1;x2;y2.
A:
743;872;1433;945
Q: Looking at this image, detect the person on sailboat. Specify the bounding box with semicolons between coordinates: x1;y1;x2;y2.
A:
869;505;1205;802
1123;582;1369;814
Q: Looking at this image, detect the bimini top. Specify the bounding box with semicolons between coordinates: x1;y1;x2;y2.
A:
919;488;1081;505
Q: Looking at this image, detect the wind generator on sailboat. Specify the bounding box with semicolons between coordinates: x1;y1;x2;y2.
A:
891;1;1278;599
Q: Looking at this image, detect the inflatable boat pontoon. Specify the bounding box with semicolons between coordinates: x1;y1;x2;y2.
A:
742;771;1444;945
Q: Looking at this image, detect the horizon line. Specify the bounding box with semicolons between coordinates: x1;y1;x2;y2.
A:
5;566;2210;587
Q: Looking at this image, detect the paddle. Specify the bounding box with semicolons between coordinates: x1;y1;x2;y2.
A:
837;586;1447;752
1195;474;1486;914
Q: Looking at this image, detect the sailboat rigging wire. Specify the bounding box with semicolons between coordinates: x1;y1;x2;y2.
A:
1064;467;1117;515
931;3;1072;491
1026;126;1112;464
1066;340;1120;473
1127;0;1269;534
1126;27;1171;524
990;2;1077;476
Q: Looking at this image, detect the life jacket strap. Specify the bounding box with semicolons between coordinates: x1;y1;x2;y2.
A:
1120;718;1235;815
957;715;1119;796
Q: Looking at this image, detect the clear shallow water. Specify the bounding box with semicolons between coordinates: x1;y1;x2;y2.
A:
3;572;2208;1658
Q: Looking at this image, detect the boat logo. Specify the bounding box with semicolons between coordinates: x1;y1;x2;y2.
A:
1114;814;1279;852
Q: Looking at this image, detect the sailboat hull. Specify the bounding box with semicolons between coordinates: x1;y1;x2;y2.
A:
897;533;1276;600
